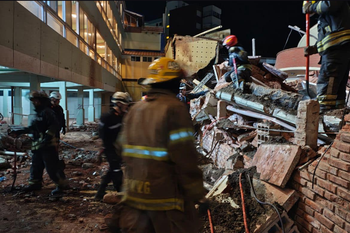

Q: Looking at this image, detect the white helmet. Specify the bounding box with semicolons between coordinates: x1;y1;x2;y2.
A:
111;92;132;105
50;91;62;100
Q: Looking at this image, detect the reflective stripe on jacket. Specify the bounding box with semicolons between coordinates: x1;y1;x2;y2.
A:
120;88;205;211
310;1;350;54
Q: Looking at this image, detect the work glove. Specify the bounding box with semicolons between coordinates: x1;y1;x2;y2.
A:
196;198;210;216
304;45;318;56
61;127;66;135
302;1;313;14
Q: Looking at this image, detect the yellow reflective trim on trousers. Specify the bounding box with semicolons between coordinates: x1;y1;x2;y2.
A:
125;195;184;211
317;30;350;52
317;95;337;101
123;144;169;161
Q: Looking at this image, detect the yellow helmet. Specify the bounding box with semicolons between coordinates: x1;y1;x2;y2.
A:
303;1;316;6
141;57;182;85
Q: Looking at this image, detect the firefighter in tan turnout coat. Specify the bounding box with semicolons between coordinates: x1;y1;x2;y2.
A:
109;57;207;233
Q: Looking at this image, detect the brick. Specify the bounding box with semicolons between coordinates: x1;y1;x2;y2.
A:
323;208;344;228
289;225;301;233
339;152;350;163
299;202;315;216
339;131;350;143
327;173;349;189
336;186;350;202
315;169;327;179
337;170;350;182
315;196;334;212
333;225;347;233
314;211;334;230
316;177;337;193
304;197;323;213
309;184;325;197
296;218;312;232
328;157;350;172
344;114;350;123
345;222;350;232
319;225;333;233
329;147;340;158
318;160;338;175
311;228;320;233
293;173;308;186
334;206;348;220
305;214;321;229
300;187;316;200
333;140;350;153
323;190;337;202
299;170;312;181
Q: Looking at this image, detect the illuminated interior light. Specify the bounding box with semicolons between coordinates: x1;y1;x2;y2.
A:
166;25;169;28
168;14;170;16
72;14;77;18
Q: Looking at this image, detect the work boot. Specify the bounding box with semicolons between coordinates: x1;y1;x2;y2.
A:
94;190;107;201
50;186;64;197
23;183;42;192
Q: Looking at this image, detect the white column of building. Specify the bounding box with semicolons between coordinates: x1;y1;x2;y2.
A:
95;92;102;120
28;75;40;124
88;89;95;122
76;86;84;126
13;87;23;125
2;89;9;118
58;81;69;130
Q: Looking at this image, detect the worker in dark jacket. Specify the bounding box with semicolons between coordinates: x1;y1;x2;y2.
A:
50;91;67;181
94;91;133;200
176;83;208;108
9;91;68;196
107;57;207;233
303;1;350;112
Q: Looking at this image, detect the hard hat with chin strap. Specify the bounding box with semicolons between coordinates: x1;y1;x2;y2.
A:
50;91;62;100
111;92;133;105
140;57;182;85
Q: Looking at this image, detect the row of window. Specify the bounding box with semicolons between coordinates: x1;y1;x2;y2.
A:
131;56;159;62
17;1;122;77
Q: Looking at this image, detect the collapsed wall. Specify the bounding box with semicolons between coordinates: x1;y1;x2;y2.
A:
291;115;350;233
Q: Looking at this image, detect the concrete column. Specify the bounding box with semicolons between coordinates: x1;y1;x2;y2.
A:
2;89;9;117
28;76;40;124
58;82;69;130
13;87;23;125
88;89;95;122
76;86;84;126
95;92;102;120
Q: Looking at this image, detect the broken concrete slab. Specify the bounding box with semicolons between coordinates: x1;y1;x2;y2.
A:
251;144;302;188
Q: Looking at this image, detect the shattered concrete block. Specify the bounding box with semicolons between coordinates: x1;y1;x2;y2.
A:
251;144;302;188
295;100;319;150
217;100;227;119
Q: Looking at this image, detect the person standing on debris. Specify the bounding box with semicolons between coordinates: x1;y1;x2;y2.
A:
108;57;207;233
94;91;133;201
222;35;252;90
176;83;208;109
9;91;68;196
50;91;66;138
303;1;350;112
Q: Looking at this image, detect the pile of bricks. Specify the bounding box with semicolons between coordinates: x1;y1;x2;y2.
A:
291;114;350;232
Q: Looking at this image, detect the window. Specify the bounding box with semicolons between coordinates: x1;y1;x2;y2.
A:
131;56;140;62
66;28;77;46
197;10;202;17
71;1;79;34
48;1;58;12
143;57;152;62
196;23;201;30
96;31;106;59
57;1;64;20
47;12;63;35
18;1;43;20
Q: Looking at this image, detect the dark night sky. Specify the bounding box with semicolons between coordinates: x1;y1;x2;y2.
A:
125;1;320;57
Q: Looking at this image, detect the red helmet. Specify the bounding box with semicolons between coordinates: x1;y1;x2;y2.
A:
223;35;238;48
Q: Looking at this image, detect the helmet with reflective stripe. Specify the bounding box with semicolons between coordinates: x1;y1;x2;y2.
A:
111;92;133;105
49;91;62;100
223;35;238;48
140;57;182;85
179;83;186;90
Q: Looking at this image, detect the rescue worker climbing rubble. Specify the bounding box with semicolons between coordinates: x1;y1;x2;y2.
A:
9;91;68;197
303;1;350;113
94;91;133;201
222;35;252;90
176;82;208;109
107;57;208;233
